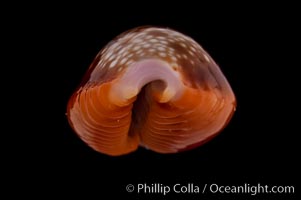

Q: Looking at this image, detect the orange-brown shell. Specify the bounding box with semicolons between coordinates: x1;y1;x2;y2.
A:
67;27;236;156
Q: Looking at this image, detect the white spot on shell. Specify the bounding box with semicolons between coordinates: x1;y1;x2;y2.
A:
114;45;122;51
148;49;156;53
120;57;127;65
142;43;151;48
118;47;127;56
104;51;113;60
159;40;168;45
190;46;197;52
133;38;143;43
150;39;159;43
157;46;165;51
157;36;165;40
126;60;134;66
180;43;187;48
188;50;194;56
159;52;167;57
136;49;143;55
109;60;117;68
171;56;177;61
169;47;175;51
177;37;185;42
108;42;118;51
171;63;178;69
126;53;134;58
133;46;141;51
108;55;115;61
204;54;210;62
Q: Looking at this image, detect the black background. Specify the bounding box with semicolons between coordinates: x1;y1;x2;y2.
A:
12;3;298;199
